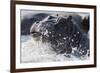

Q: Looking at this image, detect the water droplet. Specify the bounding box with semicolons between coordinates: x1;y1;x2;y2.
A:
77;32;79;34
72;39;74;42
49;32;51;34
59;34;61;36
80;45;82;47
63;37;66;40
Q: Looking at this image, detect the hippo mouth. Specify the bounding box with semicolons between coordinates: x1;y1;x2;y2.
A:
30;31;42;37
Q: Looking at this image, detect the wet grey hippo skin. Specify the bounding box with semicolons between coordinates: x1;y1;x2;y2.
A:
30;15;89;57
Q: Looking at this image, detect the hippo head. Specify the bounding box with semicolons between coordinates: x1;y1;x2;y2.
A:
30;14;89;57
30;15;61;41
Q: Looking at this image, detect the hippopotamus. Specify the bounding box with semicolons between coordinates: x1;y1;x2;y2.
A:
30;14;89;57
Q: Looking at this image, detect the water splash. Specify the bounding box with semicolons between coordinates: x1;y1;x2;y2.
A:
21;35;89;63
